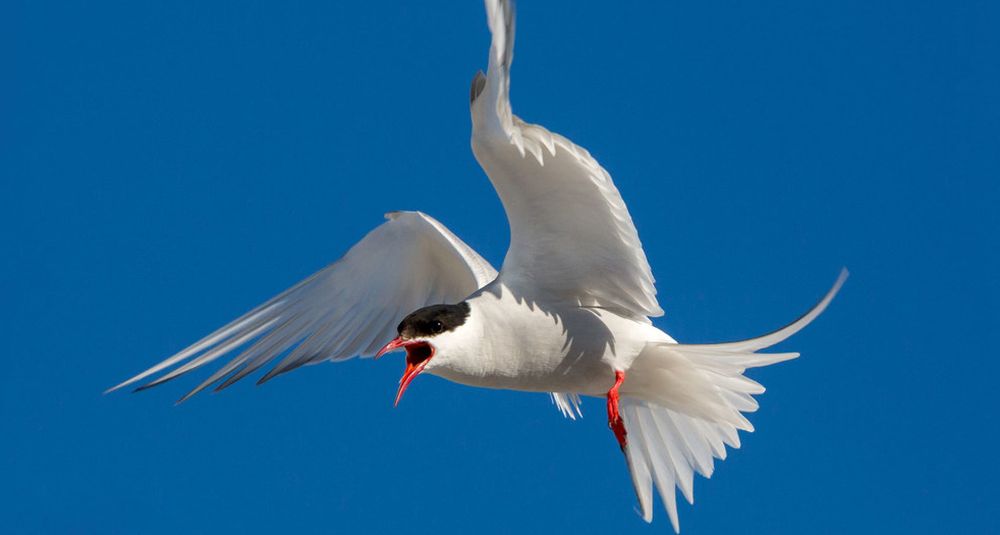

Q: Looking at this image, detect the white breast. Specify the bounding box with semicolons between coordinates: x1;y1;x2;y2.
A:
424;281;661;395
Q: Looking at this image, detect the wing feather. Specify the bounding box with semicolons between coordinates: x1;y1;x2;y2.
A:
108;211;497;400
472;0;661;319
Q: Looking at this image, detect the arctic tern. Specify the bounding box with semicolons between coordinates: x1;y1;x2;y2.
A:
108;1;846;530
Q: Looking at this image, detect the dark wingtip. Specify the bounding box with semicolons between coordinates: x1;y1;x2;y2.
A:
470;70;487;103
255;371;277;386
256;358;310;386
130;373;181;393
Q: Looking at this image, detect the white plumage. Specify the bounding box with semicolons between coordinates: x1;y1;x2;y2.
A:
107;211;496;401
109;1;846;531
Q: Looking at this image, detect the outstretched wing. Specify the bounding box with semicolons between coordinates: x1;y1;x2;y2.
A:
471;0;661;320
107;211;497;402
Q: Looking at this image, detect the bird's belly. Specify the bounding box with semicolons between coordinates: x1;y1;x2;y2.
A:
426;290;643;395
431;346;612;394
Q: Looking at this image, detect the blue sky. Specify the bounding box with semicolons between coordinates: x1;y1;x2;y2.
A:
2;1;997;533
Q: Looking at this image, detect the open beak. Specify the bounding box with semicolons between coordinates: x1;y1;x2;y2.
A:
375;336;435;407
374;337;407;359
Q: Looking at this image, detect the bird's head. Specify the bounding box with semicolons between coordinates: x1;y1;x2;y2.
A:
375;302;471;406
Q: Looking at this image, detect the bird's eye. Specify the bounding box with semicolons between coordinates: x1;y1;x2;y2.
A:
431;320;444;334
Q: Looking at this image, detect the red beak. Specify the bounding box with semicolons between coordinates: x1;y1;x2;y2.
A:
374;336;408;359
375;336;435;407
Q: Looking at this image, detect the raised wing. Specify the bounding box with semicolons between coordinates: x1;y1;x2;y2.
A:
107;211;497;402
471;0;662;319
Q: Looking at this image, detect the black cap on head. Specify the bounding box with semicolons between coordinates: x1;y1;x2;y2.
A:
397;302;471;339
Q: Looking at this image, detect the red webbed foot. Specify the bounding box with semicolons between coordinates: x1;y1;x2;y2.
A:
606;370;627;451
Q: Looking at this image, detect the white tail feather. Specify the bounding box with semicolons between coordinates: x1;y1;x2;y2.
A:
622;269;847;531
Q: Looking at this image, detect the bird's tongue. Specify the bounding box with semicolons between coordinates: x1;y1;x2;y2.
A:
375;336;434;406
394;357;428;407
393;342;434;407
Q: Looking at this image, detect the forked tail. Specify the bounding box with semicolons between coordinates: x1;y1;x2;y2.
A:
621;269;848;532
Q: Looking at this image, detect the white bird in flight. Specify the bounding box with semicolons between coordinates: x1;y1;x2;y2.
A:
109;1;846;531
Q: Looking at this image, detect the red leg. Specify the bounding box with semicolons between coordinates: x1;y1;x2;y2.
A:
607;370;627;451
